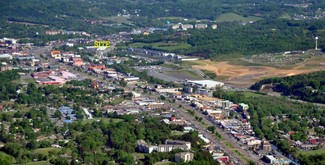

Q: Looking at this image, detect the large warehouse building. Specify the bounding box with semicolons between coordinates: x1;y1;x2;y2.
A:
185;80;224;89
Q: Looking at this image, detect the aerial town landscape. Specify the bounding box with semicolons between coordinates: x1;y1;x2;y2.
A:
0;0;325;165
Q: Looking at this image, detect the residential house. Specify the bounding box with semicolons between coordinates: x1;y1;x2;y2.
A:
51;50;61;59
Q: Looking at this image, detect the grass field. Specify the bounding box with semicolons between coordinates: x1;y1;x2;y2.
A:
165;69;201;80
34;147;61;155
134;153;146;159
12;78;35;84
26;161;50;165
171;130;185;136
216;13;262;23
280;13;292;20
110;97;125;106
102;16;132;24
129;41;192;51
161;63;183;70
82;117;123;124
298;149;325;156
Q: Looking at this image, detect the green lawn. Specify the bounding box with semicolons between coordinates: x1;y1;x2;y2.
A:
102;16;132;24
216;13;262;23
280;13;292;20
171;130;185;136
82;117;123;124
26;161;50;165
298;149;325;156
165;69;201;79
224;142;235;149
180;60;205;66
110;97;125;106
129;41;192;51
160;63;183;70
134;153;145;159
12;78;35;84
34;147;61;155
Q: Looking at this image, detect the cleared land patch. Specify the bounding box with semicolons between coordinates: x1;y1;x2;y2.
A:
216;13;262;23
186;56;325;88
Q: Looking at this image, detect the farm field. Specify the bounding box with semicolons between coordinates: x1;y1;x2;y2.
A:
184;56;325;88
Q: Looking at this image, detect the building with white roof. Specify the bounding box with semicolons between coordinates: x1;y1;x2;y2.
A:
186;80;224;89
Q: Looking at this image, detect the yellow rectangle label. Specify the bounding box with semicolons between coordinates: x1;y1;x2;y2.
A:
94;40;110;48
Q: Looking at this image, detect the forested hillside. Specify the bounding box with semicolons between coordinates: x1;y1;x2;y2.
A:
1;0;324;35
251;71;325;103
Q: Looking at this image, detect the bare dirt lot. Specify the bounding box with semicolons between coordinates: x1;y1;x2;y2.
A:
186;56;325;88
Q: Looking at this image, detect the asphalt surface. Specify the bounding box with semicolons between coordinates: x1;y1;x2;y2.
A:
171;100;266;165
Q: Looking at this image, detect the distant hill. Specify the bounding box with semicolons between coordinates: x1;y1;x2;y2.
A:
216;13;262;23
250;71;325;103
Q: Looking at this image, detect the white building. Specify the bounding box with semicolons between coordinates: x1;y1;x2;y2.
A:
0;54;13;60
186;80;224;89
195;24;208;29
199;134;210;144
183;126;195;133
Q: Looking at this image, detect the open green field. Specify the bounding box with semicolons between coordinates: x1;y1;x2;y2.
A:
134;153;146;160
171;130;185;136
298;149;325;156
102;16;132;24
280;13;292;20
216;13;262;23
12;78;35;84
129;41;192;51
165;69;201;80
34;147;61;155
26;161;50;165
82;117;123;124
161;63;183;70
110;97;125;106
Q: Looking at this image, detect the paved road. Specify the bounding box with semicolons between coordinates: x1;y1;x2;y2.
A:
172;100;266;165
164;102;248;165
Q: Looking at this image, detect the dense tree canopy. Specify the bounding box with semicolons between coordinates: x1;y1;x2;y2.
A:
251;71;325;103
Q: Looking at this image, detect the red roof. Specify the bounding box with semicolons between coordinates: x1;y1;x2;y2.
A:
310;139;317;144
88;65;105;70
51;50;61;54
219;157;229;162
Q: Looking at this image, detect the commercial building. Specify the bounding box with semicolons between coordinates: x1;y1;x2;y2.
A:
137;139;191;153
122;76;140;82
261;140;272;152
148;102;165;110
171;23;194;30
0;54;13;60
263;155;277;164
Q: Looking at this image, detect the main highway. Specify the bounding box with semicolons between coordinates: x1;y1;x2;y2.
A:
168;99;266;165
